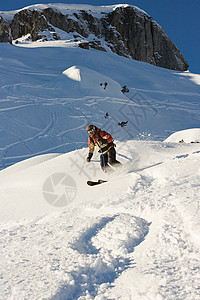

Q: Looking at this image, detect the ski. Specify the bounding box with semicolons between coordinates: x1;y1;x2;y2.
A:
87;179;107;186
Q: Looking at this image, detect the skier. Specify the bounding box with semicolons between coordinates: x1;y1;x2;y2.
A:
86;124;122;172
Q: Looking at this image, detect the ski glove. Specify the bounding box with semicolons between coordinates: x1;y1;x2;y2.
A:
87;153;93;162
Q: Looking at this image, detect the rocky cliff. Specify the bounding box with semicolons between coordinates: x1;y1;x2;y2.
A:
0;4;189;71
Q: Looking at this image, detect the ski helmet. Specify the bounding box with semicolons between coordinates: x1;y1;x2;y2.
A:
86;124;96;133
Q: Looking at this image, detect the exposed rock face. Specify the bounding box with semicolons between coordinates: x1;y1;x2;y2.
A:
11;9;49;41
0;16;12;42
0;5;189;71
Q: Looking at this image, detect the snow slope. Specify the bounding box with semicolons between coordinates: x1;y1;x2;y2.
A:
0;137;200;299
0;42;200;170
0;3;200;299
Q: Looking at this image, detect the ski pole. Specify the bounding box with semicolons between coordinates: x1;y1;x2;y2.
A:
98;143;106;171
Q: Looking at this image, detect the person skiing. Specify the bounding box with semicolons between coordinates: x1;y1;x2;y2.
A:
86;124;122;172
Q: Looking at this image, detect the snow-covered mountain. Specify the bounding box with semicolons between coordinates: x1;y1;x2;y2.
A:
0;3;189;70
0;3;200;300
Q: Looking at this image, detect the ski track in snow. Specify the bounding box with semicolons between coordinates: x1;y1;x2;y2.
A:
0;208;150;299
0;88;198;169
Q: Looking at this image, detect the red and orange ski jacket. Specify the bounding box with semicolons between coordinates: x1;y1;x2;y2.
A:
88;127;114;157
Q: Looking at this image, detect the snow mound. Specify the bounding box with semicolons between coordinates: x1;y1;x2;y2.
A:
49;65;126;98
164;128;200;143
63;66;81;82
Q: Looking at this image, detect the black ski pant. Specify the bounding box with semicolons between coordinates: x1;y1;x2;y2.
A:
100;147;121;171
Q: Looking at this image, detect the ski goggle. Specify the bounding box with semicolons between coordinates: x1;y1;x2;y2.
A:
87;129;95;134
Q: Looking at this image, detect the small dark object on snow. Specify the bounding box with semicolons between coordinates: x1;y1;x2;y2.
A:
118;121;128;127
121;85;129;94
104;112;109;118
100;82;108;89
87;179;107;186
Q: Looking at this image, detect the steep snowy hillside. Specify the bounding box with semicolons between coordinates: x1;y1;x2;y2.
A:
0;132;200;299
0;42;200;170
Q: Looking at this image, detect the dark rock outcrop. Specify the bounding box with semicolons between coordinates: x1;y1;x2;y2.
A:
0;5;189;71
0;16;12;42
11;9;49;41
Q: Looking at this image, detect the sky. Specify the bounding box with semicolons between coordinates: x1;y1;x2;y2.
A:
0;0;199;74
